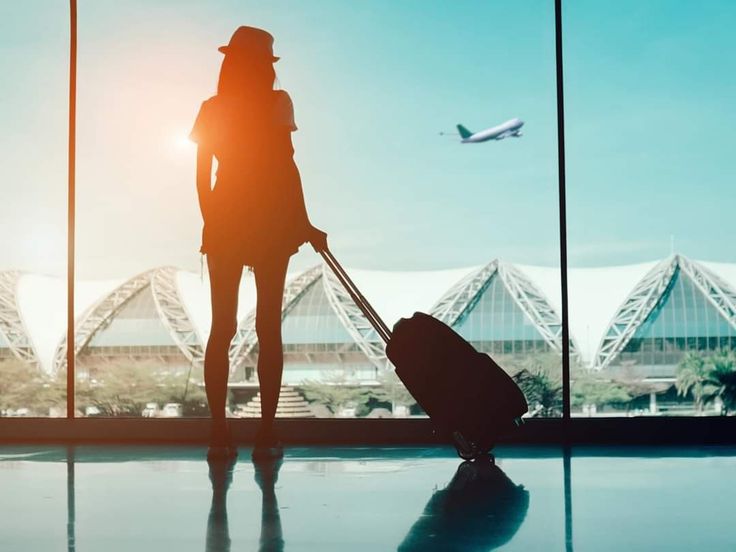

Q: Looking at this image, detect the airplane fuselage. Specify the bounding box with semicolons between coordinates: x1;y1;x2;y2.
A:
462;118;524;143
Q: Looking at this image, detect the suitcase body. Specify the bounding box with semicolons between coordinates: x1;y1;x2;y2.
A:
387;312;528;459
320;250;528;459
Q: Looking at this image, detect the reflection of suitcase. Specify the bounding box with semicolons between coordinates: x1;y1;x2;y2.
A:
321;249;528;459
398;459;530;550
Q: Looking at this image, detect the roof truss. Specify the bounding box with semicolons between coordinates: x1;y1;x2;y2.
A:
321;263;389;371
499;263;570;354
679;256;736;331
430;261;498;327
53;267;199;373
594;257;679;370
228;265;322;374
151;267;204;368
53;269;156;373
594;255;736;370
0;271;38;366
430;261;569;354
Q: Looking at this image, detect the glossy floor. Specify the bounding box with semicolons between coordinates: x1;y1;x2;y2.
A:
1;445;734;551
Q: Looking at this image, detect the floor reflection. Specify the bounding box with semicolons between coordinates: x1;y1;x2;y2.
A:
204;455;284;552
205;455;235;552
21;444;736;550
66;446;75;552
253;457;285;552
398;457;529;551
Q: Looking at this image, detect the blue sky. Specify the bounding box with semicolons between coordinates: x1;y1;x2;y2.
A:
1;0;734;278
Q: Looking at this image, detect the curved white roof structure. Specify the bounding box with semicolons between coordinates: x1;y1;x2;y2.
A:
431;261;570;355
2;255;735;376
0;271;40;366
518;261;660;364
13;273;123;373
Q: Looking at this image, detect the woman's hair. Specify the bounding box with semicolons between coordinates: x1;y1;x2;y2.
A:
217;55;276;97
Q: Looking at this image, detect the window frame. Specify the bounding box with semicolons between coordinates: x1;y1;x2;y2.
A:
2;0;736;444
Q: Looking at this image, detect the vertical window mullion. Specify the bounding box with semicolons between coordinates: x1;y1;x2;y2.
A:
66;0;78;419
555;0;571;420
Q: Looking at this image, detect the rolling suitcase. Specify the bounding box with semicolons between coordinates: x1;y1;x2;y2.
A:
321;249;528;460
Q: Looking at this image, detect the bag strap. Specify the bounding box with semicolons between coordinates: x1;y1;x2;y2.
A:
320;249;392;344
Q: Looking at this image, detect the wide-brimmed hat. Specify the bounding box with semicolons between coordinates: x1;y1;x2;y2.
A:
218;26;280;62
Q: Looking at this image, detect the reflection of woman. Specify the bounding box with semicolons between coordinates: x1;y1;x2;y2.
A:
254;457;285;552
205;457;235;552
205;457;284;552
191;26;327;459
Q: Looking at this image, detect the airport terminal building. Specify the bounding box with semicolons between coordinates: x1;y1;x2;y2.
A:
2;254;735;395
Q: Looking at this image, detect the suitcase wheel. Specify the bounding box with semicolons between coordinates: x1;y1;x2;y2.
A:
452;431;488;461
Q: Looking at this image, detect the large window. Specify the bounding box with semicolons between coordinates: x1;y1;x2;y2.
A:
565;1;736;416
56;1;561;420
4;1;734;423
0;3;68;417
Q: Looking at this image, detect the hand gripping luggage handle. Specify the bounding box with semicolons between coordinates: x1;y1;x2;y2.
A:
320;249;393;344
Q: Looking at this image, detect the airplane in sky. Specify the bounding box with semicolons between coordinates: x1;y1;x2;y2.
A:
449;118;524;143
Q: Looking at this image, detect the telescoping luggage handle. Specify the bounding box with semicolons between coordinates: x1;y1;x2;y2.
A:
320;249;393;344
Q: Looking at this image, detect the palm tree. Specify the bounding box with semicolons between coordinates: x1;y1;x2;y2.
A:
675;352;714;413
502;353;564;417
714;371;736;415
512;367;562;417
703;350;736;415
676;350;736;415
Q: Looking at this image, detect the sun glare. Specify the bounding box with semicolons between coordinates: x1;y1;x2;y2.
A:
173;132;195;151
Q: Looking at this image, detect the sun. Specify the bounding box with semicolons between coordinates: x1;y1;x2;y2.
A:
173;131;195;151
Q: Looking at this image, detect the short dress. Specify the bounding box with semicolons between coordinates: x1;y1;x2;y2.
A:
189;90;310;267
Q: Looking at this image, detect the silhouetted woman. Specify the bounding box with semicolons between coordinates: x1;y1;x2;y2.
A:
190;26;327;459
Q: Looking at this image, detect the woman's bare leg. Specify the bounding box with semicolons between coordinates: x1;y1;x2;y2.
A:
205;254;243;443
253;256;289;434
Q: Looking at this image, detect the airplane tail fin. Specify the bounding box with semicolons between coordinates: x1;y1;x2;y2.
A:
456;124;473;139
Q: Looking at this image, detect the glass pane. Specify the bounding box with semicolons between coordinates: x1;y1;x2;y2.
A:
73;1;560;421
0;3;68;417
73;1;210;418
566;2;736;416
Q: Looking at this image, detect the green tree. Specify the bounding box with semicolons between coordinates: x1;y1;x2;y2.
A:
77;360;200;417
675;352;719;413
505;354;563;417
160;370;209;417
714;370;736;415
0;359;65;416
371;370;416;415
77;361;158;416
571;370;632;411
701;350;736;415
300;372;372;416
